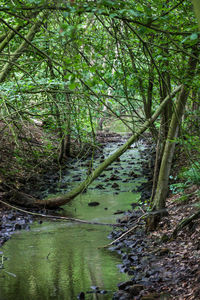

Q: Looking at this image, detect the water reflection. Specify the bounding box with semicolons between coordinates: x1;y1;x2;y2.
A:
0;222;128;300
0;141;146;300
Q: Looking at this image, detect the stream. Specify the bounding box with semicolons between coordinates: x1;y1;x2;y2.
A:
0;139;147;300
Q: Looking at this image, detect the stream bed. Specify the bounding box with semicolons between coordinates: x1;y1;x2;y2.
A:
0;139;148;300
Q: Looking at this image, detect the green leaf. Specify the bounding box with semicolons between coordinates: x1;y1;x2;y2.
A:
110;13;118;18
190;33;198;40
119;9;126;15
128;9;141;17
90;66;97;72
68;82;77;90
62;11;70;18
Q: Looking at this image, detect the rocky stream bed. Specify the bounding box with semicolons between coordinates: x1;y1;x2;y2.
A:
1;133;199;299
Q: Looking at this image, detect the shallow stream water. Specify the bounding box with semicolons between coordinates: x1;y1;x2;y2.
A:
0;140;147;300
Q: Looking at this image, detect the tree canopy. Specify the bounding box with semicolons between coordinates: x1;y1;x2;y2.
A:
0;0;199;215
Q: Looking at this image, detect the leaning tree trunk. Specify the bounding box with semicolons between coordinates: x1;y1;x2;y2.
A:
0;24;26;53
147;46;199;231
0;15;42;83
6;85;182;208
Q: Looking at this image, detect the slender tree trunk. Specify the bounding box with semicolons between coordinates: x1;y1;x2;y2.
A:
128;46;158;138
0;18;42;83
64;92;72;157
192;0;200;30
151;50;171;200
0;24;25;53
152;86;188;211
147;46;198;230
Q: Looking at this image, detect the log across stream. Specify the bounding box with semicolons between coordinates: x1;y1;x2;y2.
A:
0;139;149;300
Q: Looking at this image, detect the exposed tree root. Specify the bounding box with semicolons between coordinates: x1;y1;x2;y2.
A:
4;190;41;208
145;209;169;231
172;209;200;238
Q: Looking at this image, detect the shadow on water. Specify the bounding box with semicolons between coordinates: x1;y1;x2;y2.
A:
0;140;147;300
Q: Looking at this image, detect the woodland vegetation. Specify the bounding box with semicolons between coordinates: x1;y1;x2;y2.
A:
0;0;200;231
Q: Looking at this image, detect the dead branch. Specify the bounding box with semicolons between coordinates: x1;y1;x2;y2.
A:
0;198;122;227
172;209;200;238
100;213;148;248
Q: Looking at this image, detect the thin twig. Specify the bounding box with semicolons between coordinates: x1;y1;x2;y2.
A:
100;213;148;248
0;198;122;227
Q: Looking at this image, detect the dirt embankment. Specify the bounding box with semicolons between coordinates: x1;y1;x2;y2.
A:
111;145;200;300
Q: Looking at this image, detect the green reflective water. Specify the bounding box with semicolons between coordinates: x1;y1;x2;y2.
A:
0;222;128;300
0;142;146;300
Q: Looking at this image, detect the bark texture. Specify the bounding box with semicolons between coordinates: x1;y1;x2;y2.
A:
152;85;188;211
192;0;200;30
0;24;24;53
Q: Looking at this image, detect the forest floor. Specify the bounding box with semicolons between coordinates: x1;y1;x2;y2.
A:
110;144;200;300
112;184;200;300
0;123;200;299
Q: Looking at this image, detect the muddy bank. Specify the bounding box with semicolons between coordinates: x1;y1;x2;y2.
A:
110;144;200;299
109;141;163;300
109;211;171;300
110;192;200;300
0;206;33;247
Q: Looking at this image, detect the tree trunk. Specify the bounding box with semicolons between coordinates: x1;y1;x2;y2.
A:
64;92;72;157
6;85;182;208
0;24;25;53
151;56;171;201
0;17;42;83
192;0;200;30
147;46;198;230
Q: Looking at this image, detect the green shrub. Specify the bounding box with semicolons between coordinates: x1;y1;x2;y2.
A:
181;162;200;185
169;182;188;194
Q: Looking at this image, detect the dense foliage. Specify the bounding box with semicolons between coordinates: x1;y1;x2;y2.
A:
0;0;199;210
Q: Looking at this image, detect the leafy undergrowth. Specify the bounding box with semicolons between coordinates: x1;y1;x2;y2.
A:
0;120;98;194
0;120;58;192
